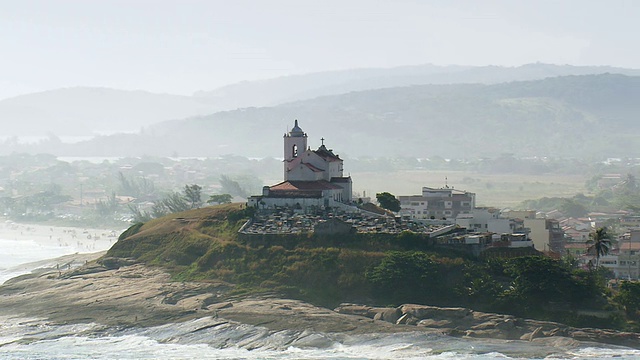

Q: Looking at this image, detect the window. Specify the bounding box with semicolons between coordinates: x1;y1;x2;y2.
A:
292;144;298;157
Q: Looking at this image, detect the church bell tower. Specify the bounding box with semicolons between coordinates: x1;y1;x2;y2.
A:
284;119;307;162
283;120;307;179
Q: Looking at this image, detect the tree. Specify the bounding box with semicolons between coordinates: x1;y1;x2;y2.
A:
128;203;152;223
366;251;447;304
96;191;119;216
500;256;601;316
184;184;202;209
614;281;640;318
586;227;613;269
559;198;588;218
376;192;401;212
219;175;249;198
208;193;233;205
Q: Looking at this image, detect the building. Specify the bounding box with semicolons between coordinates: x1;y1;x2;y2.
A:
248;120;352;210
398;186;475;220
523;218;566;253
456;207;514;234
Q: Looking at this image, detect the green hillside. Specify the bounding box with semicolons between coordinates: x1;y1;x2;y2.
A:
105;204;636;330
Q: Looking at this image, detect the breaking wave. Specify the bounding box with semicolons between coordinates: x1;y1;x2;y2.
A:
1;316;639;359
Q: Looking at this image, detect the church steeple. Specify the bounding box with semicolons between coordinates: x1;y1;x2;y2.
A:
289;119;305;137
283;119;308;163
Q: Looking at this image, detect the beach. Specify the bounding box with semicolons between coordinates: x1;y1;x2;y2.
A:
0;220;124;284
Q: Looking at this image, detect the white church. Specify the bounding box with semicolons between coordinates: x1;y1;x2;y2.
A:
248;120;353;210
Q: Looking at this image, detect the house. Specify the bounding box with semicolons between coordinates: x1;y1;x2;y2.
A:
248;120;352;210
398;186;475;220
456;207;520;234
522;218;566;253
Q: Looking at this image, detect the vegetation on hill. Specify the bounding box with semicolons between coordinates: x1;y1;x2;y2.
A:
106;204;640;331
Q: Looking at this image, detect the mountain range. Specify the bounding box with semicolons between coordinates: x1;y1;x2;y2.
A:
1;64;639;159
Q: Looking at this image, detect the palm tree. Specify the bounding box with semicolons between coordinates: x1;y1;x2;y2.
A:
586;226;613;269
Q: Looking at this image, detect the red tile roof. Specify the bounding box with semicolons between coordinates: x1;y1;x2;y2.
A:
270;180;343;191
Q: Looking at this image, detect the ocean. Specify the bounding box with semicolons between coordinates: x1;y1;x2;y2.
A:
0;229;639;359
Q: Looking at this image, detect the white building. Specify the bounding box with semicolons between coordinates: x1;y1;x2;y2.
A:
456;207;518;234
248;120;352;210
398;186;475;220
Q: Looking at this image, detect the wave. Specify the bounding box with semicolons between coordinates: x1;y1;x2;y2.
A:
1;316;639;359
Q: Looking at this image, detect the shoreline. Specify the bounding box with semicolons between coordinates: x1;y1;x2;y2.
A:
0;221;124;271
0;220;123;243
0;257;638;351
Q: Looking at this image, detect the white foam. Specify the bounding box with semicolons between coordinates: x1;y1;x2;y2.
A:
0;224;121;284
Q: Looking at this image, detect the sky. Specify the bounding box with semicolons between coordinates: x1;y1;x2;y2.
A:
0;0;638;100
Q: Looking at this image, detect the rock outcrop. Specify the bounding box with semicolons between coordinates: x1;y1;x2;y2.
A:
1;255;638;350
335;303;640;349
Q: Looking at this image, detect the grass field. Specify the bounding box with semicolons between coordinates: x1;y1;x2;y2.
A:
351;170;588;209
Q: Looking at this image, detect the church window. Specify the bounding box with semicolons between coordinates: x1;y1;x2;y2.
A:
292;144;298;157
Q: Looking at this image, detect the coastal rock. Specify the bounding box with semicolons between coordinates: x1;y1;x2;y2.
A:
98;257;137;269
400;304;471;320
371;307;402;324
464;329;505;339
568;328;640;348
417;318;452;328
520;326;545;341
2;258;639;350
334;304;372;317
395;313;419;325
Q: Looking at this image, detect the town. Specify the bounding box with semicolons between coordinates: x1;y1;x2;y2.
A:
1;120;640;280
242;120;640;279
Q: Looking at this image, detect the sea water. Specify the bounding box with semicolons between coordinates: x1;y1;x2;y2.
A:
0;233;639;359
0;227;116;284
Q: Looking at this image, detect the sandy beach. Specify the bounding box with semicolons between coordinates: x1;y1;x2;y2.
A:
0;220;125;284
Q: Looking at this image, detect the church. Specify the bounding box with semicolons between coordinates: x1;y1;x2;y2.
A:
248;120;352;210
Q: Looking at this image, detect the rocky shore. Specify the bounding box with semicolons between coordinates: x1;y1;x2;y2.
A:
335;303;640;349
0;255;638;350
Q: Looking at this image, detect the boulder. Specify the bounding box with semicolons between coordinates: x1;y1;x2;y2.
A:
98;257;137;269
465;329;506;339
417;319;452;328
400;304;471;320
471;321;498;330
334;303;372;317
520;326;545;341
372;307;402;324
396;313;419;325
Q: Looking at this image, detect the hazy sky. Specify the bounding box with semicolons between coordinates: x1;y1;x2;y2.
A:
0;0;638;99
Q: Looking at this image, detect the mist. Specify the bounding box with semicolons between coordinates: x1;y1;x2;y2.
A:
0;0;638;226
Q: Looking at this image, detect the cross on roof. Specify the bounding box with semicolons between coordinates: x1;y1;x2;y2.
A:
320;137;325;145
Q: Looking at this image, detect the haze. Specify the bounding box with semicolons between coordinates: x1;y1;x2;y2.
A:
1;0;638;99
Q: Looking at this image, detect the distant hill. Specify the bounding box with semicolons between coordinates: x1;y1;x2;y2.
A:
2;63;639;138
193;63;640;110
45;73;636;160
0;87;220;136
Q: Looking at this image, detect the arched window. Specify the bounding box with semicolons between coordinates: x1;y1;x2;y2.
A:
292;144;298;157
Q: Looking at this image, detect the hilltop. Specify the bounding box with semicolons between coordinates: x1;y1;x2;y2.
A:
104;204;629;330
